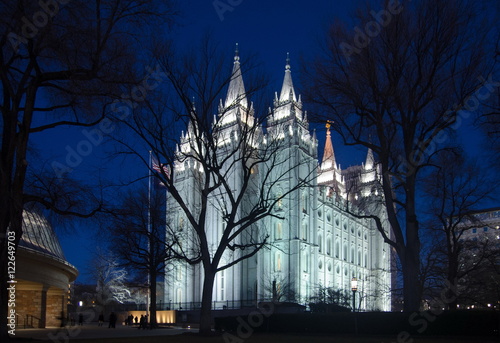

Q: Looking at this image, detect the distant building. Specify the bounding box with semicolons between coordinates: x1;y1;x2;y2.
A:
15;210;78;328
459;207;500;242
164;51;391;311
455;207;500;309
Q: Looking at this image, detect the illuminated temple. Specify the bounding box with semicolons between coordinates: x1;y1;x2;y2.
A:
165;51;391;311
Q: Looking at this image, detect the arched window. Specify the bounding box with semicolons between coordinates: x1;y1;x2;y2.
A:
335;241;340;258
302;191;308;213
343;243;347;261
302;223;308;241
277;191;283;209
327;238;332;255
318;235;322;253
276;222;283;240
275;252;282;272
176;288;182;307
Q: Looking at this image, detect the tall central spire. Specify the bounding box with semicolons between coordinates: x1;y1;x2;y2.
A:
224;43;248;109
279;52;297;102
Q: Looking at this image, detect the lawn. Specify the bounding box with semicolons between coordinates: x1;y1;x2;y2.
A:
65;333;497;343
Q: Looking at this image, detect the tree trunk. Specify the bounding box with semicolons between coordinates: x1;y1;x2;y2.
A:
199;269;216;335
402;244;421;312
402;173;421;313
447;258;459;310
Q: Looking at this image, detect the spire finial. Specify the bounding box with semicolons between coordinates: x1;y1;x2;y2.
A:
285;52;291;70
234;43;240;62
326;120;333;131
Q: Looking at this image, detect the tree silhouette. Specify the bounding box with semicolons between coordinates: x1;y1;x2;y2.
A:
303;0;497;311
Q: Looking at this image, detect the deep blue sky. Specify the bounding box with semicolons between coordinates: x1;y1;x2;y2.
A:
47;0;494;284
53;0;365;284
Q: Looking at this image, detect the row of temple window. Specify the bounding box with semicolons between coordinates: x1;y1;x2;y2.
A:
273;249;367;273
274;222;366;241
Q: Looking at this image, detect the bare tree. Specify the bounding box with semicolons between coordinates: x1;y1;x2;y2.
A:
89;250;132;309
477;2;500;166
112;38;315;334
0;0;175;338
309;284;351;312
423;151;498;309
303;0;497;311
107;184;173;328
260;273;297;303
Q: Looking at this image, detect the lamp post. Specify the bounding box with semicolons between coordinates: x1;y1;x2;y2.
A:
351;277;358;312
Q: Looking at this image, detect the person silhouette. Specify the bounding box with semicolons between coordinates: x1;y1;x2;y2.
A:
108;312;117;328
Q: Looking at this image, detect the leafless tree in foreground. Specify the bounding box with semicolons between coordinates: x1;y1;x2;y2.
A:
112;38;316;334
302;0;497;311
0;0;175;337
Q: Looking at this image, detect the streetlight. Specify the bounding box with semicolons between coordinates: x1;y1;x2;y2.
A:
351;277;358;312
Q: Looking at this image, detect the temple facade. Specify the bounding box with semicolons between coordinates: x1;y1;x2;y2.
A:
164;50;391;312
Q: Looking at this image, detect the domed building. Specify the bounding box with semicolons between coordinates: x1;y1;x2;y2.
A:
14;210;78;328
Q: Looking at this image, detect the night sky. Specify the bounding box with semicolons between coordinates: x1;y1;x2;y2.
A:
42;0;493;284
47;0;355;283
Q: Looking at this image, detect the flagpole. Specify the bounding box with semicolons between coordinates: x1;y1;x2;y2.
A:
147;151;151;318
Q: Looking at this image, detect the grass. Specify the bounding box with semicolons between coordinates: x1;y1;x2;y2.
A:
63;333;498;343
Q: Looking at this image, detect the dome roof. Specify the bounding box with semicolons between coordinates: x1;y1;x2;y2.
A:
19;210;66;261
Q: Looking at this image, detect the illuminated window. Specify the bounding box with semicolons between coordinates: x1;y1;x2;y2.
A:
276;222;283;240
277;192;283;209
177;289;182;305
275;252;282;272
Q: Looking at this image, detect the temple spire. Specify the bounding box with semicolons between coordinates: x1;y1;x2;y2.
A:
321;121;337;170
279;52;297;102
224;43;248;109
365;148;375;170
